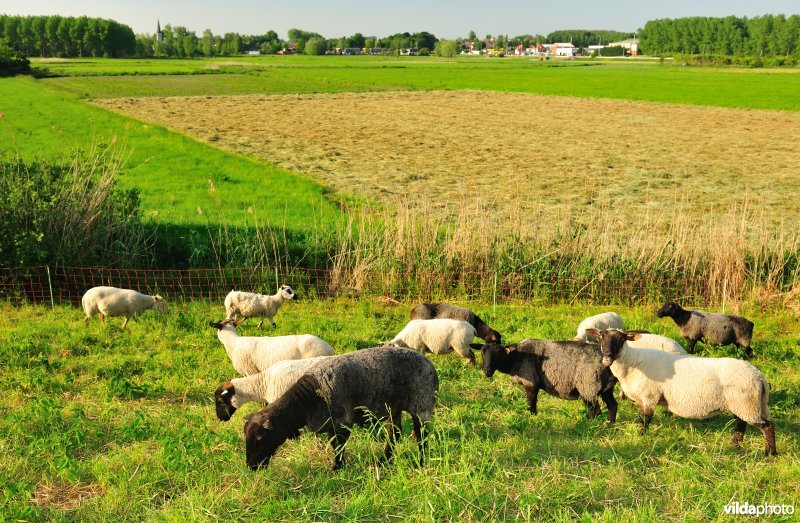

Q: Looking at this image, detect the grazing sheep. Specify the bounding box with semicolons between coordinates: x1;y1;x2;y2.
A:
590;328;776;456
384;319;477;364
625;333;687;356
81;286;166;328
215;356;331;421
224;285;298;328
209;320;334;376
575;312;625;342
244;347;439;470
657;301;754;357
480;339;618;422
410;303;502;343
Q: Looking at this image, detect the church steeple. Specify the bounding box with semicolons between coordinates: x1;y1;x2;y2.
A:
156;19;163;43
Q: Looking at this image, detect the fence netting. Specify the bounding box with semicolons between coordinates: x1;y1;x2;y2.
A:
0;266;711;307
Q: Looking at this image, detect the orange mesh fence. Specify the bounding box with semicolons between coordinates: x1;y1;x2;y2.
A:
0;266;710;306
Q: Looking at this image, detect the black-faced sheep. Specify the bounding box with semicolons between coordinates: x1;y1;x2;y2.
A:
410;303;502;343
384;318;477;364
590;328;776;456
224;284;298;328
209;320;334;376
215;356;332;421
243;347;438;470
657;301;754;357
480;339;618;422
81;286;166;328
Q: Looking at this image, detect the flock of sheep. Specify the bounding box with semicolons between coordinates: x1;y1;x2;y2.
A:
80;283;777;472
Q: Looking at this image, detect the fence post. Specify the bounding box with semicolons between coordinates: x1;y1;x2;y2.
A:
45;266;55;309
275;266;279;291
722;277;728;313
493;272;498;315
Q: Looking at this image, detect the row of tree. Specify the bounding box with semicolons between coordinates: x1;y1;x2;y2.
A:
0;15;135;58
4;13;800;59
639;15;800;56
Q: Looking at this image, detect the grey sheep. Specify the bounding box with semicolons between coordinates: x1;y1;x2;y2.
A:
657;301;754;357
411;303;501;343
244;347;439;470
480;339;618;422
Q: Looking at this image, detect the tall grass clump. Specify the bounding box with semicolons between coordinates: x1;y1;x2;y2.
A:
0;142;154;268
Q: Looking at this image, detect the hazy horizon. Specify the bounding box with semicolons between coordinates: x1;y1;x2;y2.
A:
3;0;799;39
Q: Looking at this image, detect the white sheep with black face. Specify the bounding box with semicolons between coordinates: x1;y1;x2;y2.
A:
209;319;333;376
591;328;776;456
82;286;166;328
224;284;298;328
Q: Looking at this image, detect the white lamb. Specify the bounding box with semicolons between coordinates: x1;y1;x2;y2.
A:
589;328;777;456
384;319;477;364
209;319;334;375
224;285;298;328
575;312;625;342
214;356;332;421
82;286;166;328
625;333;687;355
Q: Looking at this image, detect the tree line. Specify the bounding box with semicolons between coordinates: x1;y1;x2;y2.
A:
0;15;135;57
639;15;800;56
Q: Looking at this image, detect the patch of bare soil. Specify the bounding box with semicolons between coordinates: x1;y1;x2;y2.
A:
30;482;104;510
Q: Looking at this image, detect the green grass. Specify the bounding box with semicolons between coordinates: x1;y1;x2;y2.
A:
1;301;798;520
34;56;800;111
0;76;341;230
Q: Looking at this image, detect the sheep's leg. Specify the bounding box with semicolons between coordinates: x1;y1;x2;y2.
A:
639;406;654;431
754;421;778;456
601;389;618;423
686;339;698;354
742;344;753;359
411;414;426;467
382;410;402;463
121;315;129;329
84;316;90;327
257;317;264;328
328;426;351;470
731;417;747;446
584;400;602;420
525;386;540;415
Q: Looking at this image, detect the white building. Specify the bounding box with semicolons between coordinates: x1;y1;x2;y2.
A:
551;43;577;56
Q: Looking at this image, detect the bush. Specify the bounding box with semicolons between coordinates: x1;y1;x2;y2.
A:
418;47;430;56
433;40;458;58
0;38;30;77
0;145;154;267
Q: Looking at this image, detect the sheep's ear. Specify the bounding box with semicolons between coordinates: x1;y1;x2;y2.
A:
261;418;274;430
585;328;601;339
504;345;515;354
209;321;223;330
626;332;642;341
231;319;243;327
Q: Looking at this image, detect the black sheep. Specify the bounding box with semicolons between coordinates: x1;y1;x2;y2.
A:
480;339;618;422
657;301;754;357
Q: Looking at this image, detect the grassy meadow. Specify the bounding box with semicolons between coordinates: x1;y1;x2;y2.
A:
2;301;798;521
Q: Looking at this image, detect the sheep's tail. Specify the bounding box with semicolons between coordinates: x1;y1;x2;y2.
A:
759;376;770;423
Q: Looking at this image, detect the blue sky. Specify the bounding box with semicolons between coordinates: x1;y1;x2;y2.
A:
3;0;799;39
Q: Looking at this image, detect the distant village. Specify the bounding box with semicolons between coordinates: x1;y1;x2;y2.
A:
270;37;639;57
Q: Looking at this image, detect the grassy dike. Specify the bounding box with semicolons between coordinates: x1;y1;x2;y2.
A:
1;301;798;521
0;76;341;229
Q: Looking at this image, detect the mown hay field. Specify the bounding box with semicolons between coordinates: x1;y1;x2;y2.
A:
94;90;800;245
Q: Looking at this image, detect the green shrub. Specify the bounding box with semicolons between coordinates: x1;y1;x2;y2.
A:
0;146;154;267
0;38;30;77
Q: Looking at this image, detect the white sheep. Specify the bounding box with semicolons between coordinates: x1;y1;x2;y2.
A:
575;312;625;342
81;286;166;328
384;319;477;364
209;319;334;375
215;356;332;421
625;333;687;355
590;328;776;456
224;285;297;328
